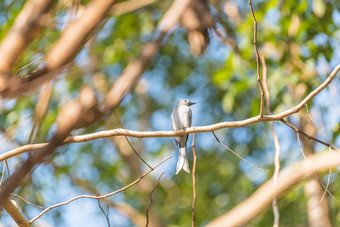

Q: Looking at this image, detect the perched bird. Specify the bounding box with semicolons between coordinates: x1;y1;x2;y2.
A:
171;99;196;174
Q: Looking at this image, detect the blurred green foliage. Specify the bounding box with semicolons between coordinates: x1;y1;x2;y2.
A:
0;0;340;226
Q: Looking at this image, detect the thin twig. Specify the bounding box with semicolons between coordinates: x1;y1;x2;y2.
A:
296;134;336;200
113;110;153;170
248;0;264;118
305;103;320;125
307;146;339;210
98;199;111;227
145;171;164;227
280;119;336;150
261;55;280;227
212;132;268;172
191;133;197;227
307;167;332;212
0;160;10;187
5;160;10;176
29;156;171;224
0;161;6;187
10;193;44;209
12;57;43;77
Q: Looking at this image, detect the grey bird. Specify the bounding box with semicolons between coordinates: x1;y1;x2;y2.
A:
171;99;196;174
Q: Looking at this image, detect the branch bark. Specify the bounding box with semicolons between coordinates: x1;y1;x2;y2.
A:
2;198;30;227
0;0;53;74
1;0;118;98
207;150;340;227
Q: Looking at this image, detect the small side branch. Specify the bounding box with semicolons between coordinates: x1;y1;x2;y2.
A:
10;193;43;209
29;156;171;224
212;132;268;172
248;0;264;118
192;133;197;227
145;171;164;227
261;55;280;227
280;119;336;150
12;57;42;77
113;110;153;170
98;199;110;227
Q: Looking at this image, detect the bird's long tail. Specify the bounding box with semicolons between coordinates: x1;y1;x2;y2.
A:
176;146;190;174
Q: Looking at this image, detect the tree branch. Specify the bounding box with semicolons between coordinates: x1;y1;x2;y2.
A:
2;198;30;227
30;156;171;224
110;0;156;16
280;119;335;150
191;134;197;227
0;0;53;75
71;175;147;227
3;61;339;162
261;54;281;226
104;0;193;110
145;171;164;227
207;150;340;227
1;0;118;98
248;0;264;118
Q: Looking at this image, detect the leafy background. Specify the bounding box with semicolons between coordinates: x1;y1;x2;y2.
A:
1;0;340;226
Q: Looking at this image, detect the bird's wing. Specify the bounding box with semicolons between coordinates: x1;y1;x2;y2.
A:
171;109;181;145
171;110;178;130
189;108;192;127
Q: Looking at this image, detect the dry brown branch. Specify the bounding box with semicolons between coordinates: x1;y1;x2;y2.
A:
248;0;264;118
297;116;332;226
280;119;335;150
191;134;197;227
206;150;340;227
305;103;320;125
1;0;118;98
12;57;43;77
0;94;86;213
45;0;116;71
308;168;331;212
110;0;156;16
296;132;336;201
10;193;43;209
29;156;171;224
145;171;164;227
71;176;147;227
0;0;53;75
2;198;30;227
212;132;268;172
98;199;111;227
0;161;7;187
28;82;53;143
103;32;162;108
113;110;152;169
261;55;280;226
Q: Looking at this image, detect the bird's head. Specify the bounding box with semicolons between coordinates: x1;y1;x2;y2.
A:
177;99;196;106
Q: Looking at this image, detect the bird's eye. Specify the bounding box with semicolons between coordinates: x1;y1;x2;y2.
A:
185;100;187;102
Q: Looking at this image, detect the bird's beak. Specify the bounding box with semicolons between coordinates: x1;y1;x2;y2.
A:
189;102;196;106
